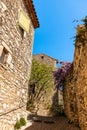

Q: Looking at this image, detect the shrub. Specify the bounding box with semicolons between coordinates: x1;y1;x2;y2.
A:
26;100;35;110
20;117;26;126
14;121;21;129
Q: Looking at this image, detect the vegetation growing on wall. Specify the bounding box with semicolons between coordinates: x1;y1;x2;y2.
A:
82;16;87;26
74;16;87;46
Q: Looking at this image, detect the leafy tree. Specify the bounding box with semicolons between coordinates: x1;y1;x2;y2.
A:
27;60;54;113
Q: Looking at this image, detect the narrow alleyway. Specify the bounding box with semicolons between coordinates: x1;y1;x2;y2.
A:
25;114;80;130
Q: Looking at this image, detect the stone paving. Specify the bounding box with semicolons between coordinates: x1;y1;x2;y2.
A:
25;115;80;130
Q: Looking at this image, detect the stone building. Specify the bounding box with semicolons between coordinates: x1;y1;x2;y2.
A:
32;54;60;116
0;0;39;129
64;25;87;130
33;54;64;114
33;54;58;70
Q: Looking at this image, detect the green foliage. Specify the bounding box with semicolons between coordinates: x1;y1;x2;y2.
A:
26;99;35;110
51;104;65;116
14;117;26;129
28;59;54;112
20;117;26;126
74;26;86;45
82;16;87;25
73;16;87;46
14;121;21;129
29;59;53;92
57;105;65;116
76;34;85;43
30;60;53;85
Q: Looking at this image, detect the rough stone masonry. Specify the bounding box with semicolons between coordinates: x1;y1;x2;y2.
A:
32;54;59;116
0;0;39;129
64;25;87;130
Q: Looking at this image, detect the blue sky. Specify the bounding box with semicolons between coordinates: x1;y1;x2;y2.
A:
33;0;87;62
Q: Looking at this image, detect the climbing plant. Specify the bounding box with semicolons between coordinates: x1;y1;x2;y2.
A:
53;62;73;88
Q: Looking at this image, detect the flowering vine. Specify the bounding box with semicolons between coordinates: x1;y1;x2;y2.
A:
53;62;73;88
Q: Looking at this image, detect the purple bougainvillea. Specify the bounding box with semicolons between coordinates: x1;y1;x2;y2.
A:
53;62;73;89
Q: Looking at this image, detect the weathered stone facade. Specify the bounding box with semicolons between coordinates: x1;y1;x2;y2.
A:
63;69;79;125
33;54;58;70
0;0;39;129
64;25;87;130
32;54;59;116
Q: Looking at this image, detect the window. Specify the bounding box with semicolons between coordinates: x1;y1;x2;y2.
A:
0;44;12;68
0;16;2;26
19;10;30;33
41;55;44;59
19;27;27;39
19;26;24;39
0;46;8;64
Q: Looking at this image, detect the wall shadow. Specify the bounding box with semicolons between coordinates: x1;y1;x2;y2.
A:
25;113;80;130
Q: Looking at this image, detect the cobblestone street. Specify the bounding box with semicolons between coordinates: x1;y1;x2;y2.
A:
25;115;80;130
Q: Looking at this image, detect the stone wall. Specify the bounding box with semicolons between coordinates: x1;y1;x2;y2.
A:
74;25;87;130
64;25;87;130
63;69;79;125
31;54;58;116
33;54;58;70
0;0;34;129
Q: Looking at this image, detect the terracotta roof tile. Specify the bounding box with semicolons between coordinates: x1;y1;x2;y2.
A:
25;0;40;29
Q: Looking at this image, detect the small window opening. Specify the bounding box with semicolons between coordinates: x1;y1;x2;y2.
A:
41;56;44;59
19;26;24;39
0;47;8;64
